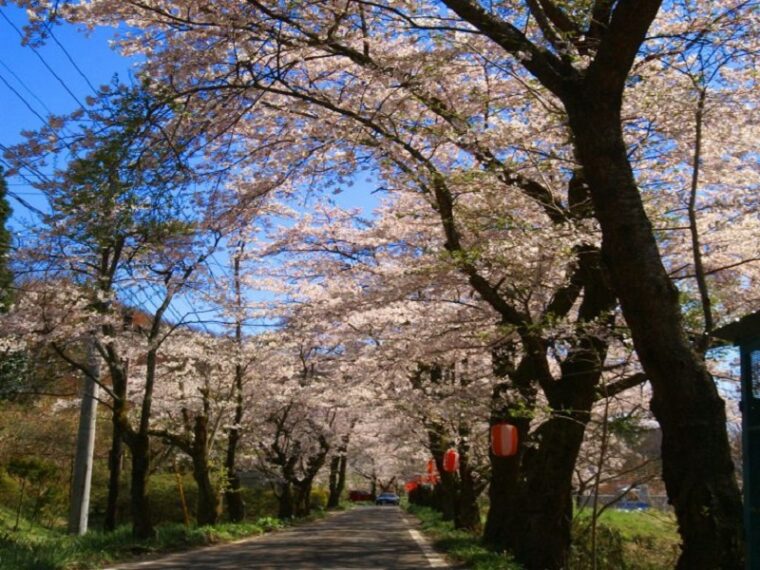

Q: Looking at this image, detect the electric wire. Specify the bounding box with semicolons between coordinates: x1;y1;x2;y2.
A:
0;57;54;115
0;10;86;109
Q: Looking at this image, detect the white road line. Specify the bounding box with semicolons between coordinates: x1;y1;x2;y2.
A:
408;528;449;568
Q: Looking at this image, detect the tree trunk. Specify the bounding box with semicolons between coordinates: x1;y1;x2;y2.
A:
129;433;154;539
455;457;481;532
327;455;342;509
508;402;592;568
483;353;536;550
191;416;218;527
104;366;127;533
277;482;294;519
337;455;347;499
224;424;245;522
225;257;247;523
103;427;122;531
566;96;744;569
428;426;457;521
449;419;480;532
294;481;313;517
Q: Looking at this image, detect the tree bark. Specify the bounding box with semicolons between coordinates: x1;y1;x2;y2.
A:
224;424;245;522
191;416;218;527
428;425;457;522
277;482;294;519
104;359;127;532
483;351;536;550
327;455;341;509
454;437;481;532
103;423;123;532
566;94;744;569
294;480;313;517
224;245;247;522
129;432;154;539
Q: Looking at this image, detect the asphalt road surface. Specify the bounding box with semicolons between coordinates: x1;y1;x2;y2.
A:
105;506;449;569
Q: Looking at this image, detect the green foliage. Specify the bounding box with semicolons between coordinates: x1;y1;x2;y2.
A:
239;486;279;519
407;504;523;570
5;458;66;528
309;487;329;511
0;352;30;400
570;509;680;569
0;469;20;510
87;472;284;528
0;504;297;570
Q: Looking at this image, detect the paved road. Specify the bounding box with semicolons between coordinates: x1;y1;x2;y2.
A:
106;506;448;569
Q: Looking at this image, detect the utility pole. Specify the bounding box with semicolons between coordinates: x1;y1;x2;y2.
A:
68;338;100;535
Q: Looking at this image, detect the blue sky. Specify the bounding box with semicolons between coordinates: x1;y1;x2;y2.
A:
1;5;138;226
1;5;378;328
1;5;378;224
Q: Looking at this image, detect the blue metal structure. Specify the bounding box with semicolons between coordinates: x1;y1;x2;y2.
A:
715;311;760;570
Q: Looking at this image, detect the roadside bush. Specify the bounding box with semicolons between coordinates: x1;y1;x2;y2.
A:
309;487;329;511
570;510;680;569
239;486;279;520
0;468;20;508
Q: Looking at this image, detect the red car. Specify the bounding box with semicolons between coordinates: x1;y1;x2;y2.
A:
348;490;374;502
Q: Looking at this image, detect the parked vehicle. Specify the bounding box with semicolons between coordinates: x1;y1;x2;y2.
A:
375;492;400;506
348;490;374;502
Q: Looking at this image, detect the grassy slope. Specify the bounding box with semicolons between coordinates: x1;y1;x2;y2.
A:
571;509;680;569
0;505;288;570
406;505;522;570
407;504;680;570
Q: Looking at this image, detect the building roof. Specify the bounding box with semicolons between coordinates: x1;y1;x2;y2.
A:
713;310;760;345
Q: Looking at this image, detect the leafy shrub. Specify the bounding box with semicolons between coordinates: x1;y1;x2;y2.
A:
570;510;680;569
309;487;329;511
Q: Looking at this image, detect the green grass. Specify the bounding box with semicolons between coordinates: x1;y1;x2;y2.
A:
406;504;523;570
571;508;680;569
407;504;679;570
0;505;288;570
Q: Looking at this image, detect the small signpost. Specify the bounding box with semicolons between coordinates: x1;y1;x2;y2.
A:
714;310;760;570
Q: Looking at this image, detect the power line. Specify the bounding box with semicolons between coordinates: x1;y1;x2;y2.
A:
44;24;99;95
0;71;50;126
0;10;86;109
0;143;53;185
0;57;54;115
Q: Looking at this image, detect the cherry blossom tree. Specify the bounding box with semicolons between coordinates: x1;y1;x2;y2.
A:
4;1;759;567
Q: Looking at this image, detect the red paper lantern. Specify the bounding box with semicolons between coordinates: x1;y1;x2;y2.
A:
442;449;459;473
426;458;437;474
491;423;519;457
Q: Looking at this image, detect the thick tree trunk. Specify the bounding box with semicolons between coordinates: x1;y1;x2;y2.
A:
191;416;218;527
336;455;347;504
483;420;526;549
567;96;744;569
224;425;245;522
294;481;313;517
327;455;342;509
436;470;458;522
483;354;536;550
507;397;593;568
129;433;154;539
327;434;350;509
454;451;481;532
277;483;294;519
428;428;456;521
103;422;123;532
